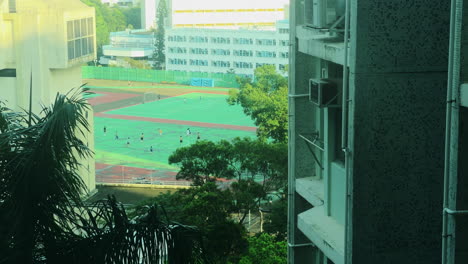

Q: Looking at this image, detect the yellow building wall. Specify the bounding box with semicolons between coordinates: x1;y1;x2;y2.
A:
0;0;97;194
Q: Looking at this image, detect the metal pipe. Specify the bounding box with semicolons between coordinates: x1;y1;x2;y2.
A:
288;243;315;248
442;0;462;263
444;208;468;215
288;93;309;98
342;0;352;263
341;0;350;151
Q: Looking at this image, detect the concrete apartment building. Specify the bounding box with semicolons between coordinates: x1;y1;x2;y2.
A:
288;0;468;263
141;0;289;30
165;20;289;76
0;0;96;193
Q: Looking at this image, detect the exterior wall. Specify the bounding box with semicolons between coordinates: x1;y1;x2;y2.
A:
141;0;288;30
165;21;289;76
141;0;156;30
0;0;96;194
289;0;452;263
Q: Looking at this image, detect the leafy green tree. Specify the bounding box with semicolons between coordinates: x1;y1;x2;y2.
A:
81;0;126;56
132;183;248;264
263;196;288;240
121;7;141;29
227;65;288;143
238;233;287;264
0;91;206;263
168;137;287;190
153;0;167;69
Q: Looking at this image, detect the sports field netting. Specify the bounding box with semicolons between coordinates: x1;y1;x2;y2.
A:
105;93;256;127
82;66;240;88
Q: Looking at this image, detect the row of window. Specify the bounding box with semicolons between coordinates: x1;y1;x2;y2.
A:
168;59;287;70
67;18;94;60
168;35;290;46
167;48;288;58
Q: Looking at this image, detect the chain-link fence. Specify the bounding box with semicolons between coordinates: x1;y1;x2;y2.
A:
82;66;240;88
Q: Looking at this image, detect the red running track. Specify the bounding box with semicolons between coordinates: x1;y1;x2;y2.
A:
94;112;258;132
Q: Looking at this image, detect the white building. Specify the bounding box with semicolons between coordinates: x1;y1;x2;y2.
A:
101;0;140;7
0;0;96;194
141;0;289;30
101;29;154;66
165;20;289;76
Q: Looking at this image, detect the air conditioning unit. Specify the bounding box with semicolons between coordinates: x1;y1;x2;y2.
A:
309;79;339;107
304;0;342;29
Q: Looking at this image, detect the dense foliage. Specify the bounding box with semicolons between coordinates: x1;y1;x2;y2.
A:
238;233;287;264
80;0;136;56
227;65;288;143
132;183;250;264
0;91;206;263
168;137;288;191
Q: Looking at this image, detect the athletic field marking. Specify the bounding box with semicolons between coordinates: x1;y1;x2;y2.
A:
87;91;140;106
95;112;257;132
84;85;232;92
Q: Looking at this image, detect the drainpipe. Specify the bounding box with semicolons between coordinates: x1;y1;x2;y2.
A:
442;0;462;263
341;0;351;263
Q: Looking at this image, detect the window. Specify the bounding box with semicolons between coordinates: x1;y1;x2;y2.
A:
280;40;290;46
169;47;187;54
279;28;289;34
211;49;231;56
256;39;276;46
256;51;276;58
189;36;208;43
211;37;231;44
234;62;253;69
212;61;231;67
233;50;253;57
190;60;208;66
279;64;287;71
67;18;94;60
256;63;274;68
169;59;187;65
168;35;186;42
190;48;208;55
279;52;289;58
233;38;253;45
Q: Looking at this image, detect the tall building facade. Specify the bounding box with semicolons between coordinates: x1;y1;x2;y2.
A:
0;0;96;194
165;20;289;76
141;0;289;30
288;0;466;263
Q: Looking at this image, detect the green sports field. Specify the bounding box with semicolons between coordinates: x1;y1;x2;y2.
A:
88;82;257;185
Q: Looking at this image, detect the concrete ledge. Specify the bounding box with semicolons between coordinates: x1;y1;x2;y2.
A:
97;183;192;189
298;207;345;264
296;25;345;66
296;177;324;207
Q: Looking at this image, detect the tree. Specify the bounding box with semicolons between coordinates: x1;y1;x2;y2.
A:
153;0;167;69
81;0;126;56
168;138;288;191
0;91;206;263
263;196;288;240
132;182;248;264
227;65;288;143
121;7;141;29
238;233;287;264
